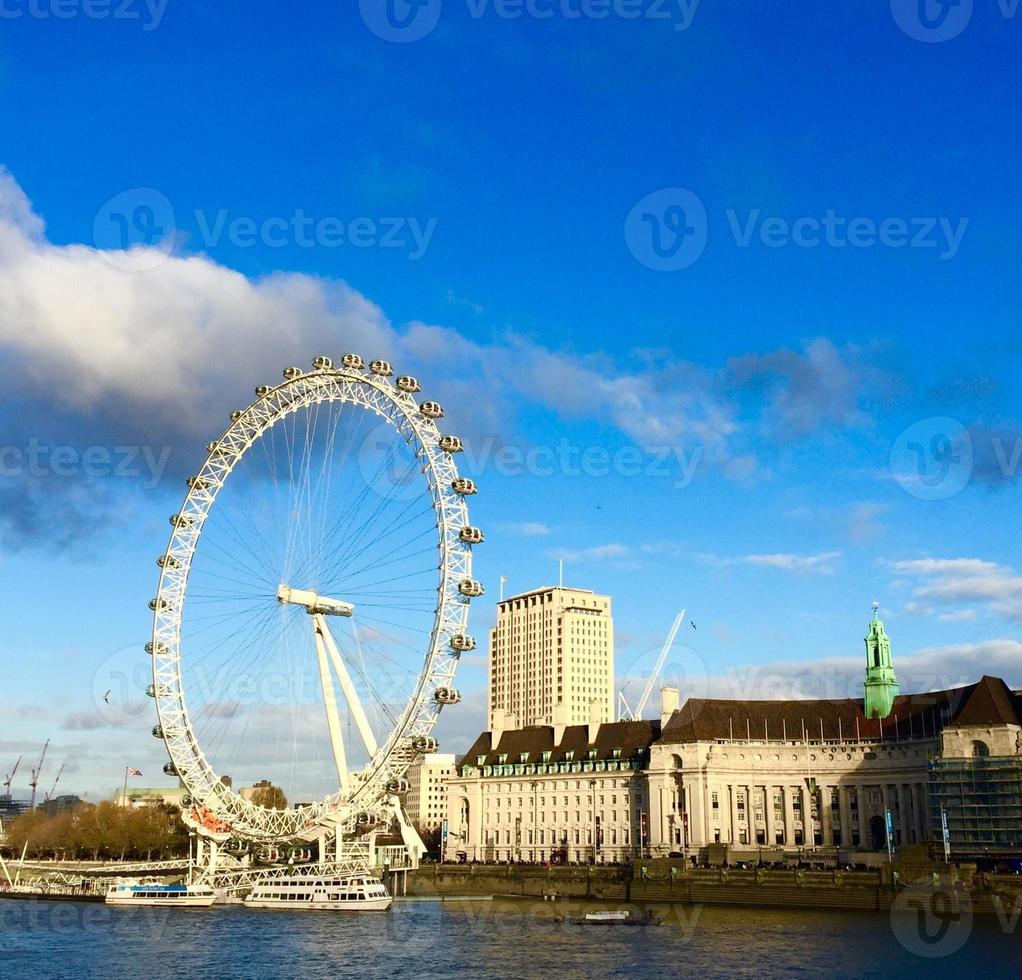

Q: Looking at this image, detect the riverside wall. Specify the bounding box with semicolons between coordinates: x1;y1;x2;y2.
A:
407;859;1022;915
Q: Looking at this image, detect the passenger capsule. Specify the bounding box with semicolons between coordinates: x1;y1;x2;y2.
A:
230;410;243;421
181;794;192;807
459;526;485;545
312;355;333;370
186;476;209;491
412;736;439;753
434;687;462;705
283;366;302;380
419;401;444;420
157;555;179;569
145;641;166;655
152;725;164;739
255;385;271;397
458;578;484;598
148;597;170;612
396;376;421;394
452;478;477;496
386;779;410;795
170;514;194;528
355;812;378;827
163;762;179;777
342;353;364;370
438;435;463;453
369;359;393;377
145;684;156;698
450;634;476;652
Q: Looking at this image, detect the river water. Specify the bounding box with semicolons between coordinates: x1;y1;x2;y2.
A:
1;896;1019;978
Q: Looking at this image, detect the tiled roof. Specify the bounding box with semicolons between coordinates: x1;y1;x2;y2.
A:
658;675;1022;744
458;719;661;770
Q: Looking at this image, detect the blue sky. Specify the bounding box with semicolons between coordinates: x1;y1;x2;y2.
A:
1;0;1020;800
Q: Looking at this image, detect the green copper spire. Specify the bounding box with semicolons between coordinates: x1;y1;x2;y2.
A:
864;601;899;719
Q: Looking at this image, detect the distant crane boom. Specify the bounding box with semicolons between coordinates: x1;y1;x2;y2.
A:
632;608;686;720
3;755;21;797
44;763;66;803
29;739;50;810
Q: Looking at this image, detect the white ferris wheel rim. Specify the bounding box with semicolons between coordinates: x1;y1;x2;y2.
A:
148;358;480;843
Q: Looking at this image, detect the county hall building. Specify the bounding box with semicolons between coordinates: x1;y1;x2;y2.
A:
445;604;1022;863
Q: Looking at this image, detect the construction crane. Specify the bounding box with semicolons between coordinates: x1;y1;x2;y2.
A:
618;609;687;721
29;739;49;810
44;763;66;803
2;756;21;798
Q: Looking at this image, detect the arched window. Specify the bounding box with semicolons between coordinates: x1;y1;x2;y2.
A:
459;798;470;841
672;754;683;769
971;740;990;758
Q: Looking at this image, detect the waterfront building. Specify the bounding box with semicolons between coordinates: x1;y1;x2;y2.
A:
38;794;81;816
115;785;188;808
488;586;614;729
451;606;1022;863
405;753;456;833
445;714;658;864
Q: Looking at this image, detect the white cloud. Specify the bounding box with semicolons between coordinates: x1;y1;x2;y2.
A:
500;521;552;537
703;550;843;574
889;557;1022;624
548;543;631;563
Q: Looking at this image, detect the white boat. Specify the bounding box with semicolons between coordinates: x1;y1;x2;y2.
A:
105;879;216;908
576;909;659;926
243;873;392;912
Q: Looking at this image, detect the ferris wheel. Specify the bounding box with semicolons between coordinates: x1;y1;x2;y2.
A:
146;355;483;844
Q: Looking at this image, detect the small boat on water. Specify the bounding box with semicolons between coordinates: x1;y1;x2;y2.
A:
243;873;392;912
557;909;660;926
105;879;216;908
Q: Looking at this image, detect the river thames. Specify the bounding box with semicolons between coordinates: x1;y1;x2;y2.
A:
1;897;1019;978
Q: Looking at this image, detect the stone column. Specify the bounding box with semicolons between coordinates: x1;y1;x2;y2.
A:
821;785;833;845
856;785;869;847
838;786;852;847
896;784;908;846
783;785;796;846
800;784;814;847
764;784;775;845
729;784;740;845
747;784;755;845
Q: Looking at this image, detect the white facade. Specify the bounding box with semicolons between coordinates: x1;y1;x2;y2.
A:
406;753;456;832
488;586;614;729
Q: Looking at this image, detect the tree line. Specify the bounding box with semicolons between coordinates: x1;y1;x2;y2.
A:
1;801;189;861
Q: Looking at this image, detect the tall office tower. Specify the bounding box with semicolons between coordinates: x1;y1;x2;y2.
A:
487;586;614;730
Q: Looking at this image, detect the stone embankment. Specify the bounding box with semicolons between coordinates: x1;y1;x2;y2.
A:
407;858;1022;915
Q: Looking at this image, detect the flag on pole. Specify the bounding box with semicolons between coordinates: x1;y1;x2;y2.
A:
127;768;142;777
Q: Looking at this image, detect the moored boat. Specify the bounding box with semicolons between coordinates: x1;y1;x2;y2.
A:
105;879;216;908
243;873;392;912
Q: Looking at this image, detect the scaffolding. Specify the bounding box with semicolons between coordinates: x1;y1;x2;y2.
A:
928;756;1022;858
